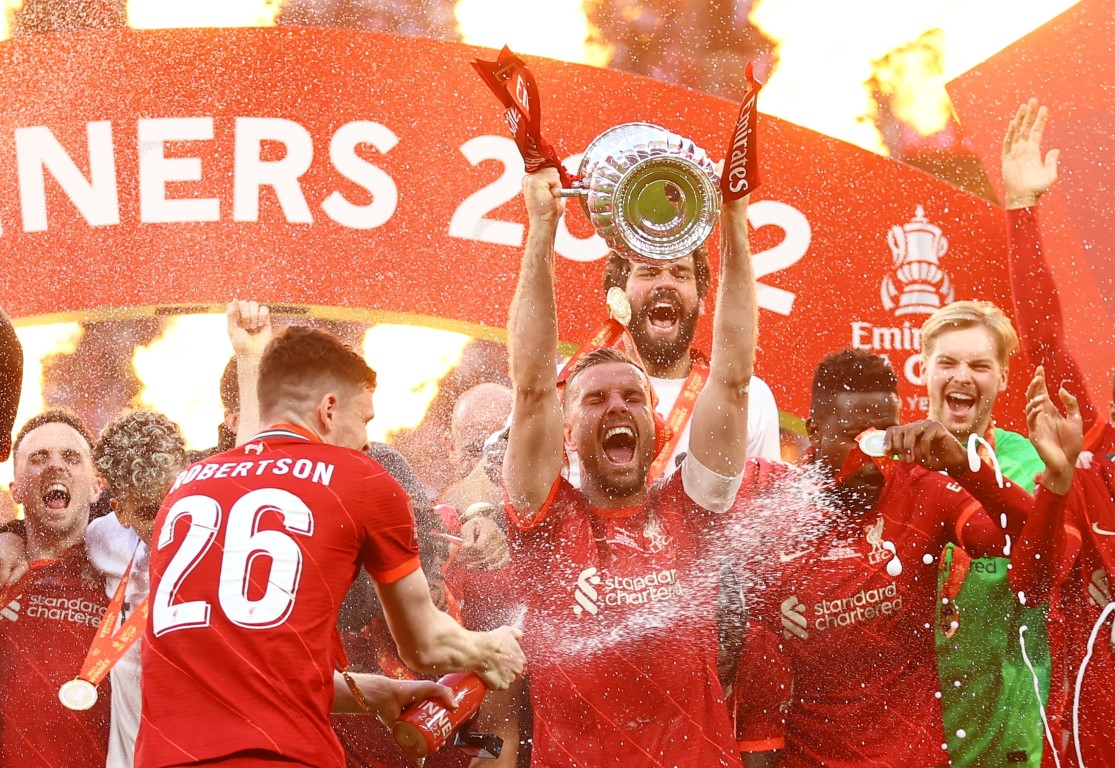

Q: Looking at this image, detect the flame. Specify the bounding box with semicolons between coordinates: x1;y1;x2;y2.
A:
0;0;19;40
0;320;83;488
455;0;610;67
133;315;233;451
127;0;282;29
868;29;952;138
749;0;1080;155
361;324;471;444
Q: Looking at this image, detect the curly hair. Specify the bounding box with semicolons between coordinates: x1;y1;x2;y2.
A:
94;409;187;506
810;348;899;416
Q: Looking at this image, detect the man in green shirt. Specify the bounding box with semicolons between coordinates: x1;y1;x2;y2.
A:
922;299;1048;768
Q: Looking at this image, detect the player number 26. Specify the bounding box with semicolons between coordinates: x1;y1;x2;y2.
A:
151;488;315;637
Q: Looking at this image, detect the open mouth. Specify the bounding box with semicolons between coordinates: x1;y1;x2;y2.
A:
647;299;680;331
602;425;637;465
42;482;71;510
944;392;977;419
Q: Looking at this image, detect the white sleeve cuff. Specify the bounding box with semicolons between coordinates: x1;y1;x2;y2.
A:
682;453;743;514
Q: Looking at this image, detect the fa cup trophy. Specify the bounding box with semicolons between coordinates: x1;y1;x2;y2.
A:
472;48;763;264
557;123;721;263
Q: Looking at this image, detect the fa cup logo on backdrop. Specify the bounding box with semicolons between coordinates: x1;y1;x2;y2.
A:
881;206;955;316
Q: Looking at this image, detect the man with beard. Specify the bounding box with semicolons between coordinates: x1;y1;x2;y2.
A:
736;348;1034;767
601;244;781;466
921;299;1050;768
0;411;110;767
501;167;756;767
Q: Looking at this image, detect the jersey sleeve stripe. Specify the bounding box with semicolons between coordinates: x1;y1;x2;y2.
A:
369;555;421;585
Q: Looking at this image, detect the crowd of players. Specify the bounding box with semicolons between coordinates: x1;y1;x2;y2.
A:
0;97;1112;768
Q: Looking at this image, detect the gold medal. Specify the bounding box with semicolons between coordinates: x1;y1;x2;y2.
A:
59;678;98;711
606;287;632;327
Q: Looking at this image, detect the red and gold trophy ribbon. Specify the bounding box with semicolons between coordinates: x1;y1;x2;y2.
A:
646;355;710;483
471;46;573;186
60;553;148;711
721;60;765;201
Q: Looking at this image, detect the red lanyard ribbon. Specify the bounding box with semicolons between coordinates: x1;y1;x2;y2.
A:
77;551;148;685
472;46;572;186
721;60;765;201
60;551;148;710
647;360;710;483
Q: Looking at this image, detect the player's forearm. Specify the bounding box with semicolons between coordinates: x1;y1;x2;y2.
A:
504;218;565;512
710;197;757;390
1009;484;1072;605
951;460;1034;542
235;355;262;446
400;607;501;676
508;220;560;397
689;198;755;475
1006;208;1098;430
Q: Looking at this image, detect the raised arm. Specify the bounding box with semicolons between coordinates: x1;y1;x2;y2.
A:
227;300;272;444
503;169;567;518
686;196;756;477
1002;99;1097;428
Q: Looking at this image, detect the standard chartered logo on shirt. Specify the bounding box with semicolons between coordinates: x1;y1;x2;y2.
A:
782;584;904;640
571;566;683;616
0;593;105;627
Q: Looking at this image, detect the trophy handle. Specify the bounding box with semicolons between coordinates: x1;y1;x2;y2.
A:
557;187;588;198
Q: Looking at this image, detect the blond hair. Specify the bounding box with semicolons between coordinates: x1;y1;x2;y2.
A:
921;300;1019;367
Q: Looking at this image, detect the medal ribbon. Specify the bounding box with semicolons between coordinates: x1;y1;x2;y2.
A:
556;319;632;386
75;552;148;688
471;47;572;186
721;60;765;201
647;359;709;483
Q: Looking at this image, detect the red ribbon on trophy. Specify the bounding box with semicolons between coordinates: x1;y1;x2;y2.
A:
721;60;765;201
471;46;573;186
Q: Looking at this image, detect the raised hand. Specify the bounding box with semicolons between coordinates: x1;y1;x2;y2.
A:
1002;98;1060;209
226;300;272;361
1025;365;1082;493
884;419;968;474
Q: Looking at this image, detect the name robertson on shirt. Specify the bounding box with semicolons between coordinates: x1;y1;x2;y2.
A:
171;457;335;492
26;595;106;627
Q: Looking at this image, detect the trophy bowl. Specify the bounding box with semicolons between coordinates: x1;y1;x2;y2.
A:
563;123;721;264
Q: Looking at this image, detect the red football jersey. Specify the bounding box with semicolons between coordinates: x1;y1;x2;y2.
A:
740;458;1031;768
506;472;743;768
0;546;111;768
729;622;790;754
136;425;420;768
1014;461;1115;768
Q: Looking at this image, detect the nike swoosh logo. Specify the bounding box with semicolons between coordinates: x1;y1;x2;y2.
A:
779;550;810;563
1092;522;1115;537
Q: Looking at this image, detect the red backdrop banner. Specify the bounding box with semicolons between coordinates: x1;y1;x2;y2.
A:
0;28;1025;428
947;0;1115;411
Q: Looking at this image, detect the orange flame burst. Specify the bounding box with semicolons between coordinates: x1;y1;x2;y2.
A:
133;315;233;451
749;0;1080;155
361;324;472;444
455;0;611;67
